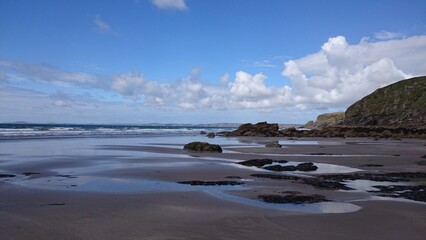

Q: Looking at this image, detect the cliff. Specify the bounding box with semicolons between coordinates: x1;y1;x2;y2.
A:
304;112;345;129
342;76;426;129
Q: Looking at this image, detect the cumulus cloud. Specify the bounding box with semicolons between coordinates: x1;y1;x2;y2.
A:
282;35;426;109
151;0;188;11
2;34;425;116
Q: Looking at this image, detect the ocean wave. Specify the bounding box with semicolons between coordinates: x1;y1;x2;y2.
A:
0;124;234;138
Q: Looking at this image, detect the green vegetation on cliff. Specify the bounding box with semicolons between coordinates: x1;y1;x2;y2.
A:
343;76;426;129
304;112;345;129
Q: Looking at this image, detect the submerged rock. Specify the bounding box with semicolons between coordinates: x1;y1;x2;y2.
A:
263;165;297;172
265;141;282;148
177;180;243;186
207;132;216;138
237;158;273;167
360;164;384;167
183;142;222;153
296;162;318;172
258;194;328;204
370;185;426;203
0;173;16;178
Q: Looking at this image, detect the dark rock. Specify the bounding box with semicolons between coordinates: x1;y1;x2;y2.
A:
417;161;426;166
360;164;384;167
41;203;66;206
183;142;222;153
296;162;318;172
224;122;279;137
0;173;16;178
251;173;352;190
370;185;426;203
282;165;298;171
304;112;345;129
22;172;40;176
177;181;243;186
265;141;282;148
258;194;328;204
309;153;334;156
263;165;289;172
56;174;78;178
237;158;273;167
200;131;207;135
225;176;242;179
207;132;216;138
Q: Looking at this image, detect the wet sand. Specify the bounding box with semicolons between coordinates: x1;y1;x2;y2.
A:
0;136;425;239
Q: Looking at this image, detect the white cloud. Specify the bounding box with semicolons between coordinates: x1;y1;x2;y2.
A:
282;35;426;108
2;34;425;120
0;70;8;82
151;0;188;11
93;14;113;33
0;61;98;85
220;73;230;83
374;30;405;40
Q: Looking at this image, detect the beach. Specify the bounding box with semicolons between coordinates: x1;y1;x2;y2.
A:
1;134;425;240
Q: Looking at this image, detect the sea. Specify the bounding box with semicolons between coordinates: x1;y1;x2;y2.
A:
0;123;237;139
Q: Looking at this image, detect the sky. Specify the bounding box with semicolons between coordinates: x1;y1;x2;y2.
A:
1;0;426;124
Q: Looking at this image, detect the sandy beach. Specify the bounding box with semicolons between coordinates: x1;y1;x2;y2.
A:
1;135;425;240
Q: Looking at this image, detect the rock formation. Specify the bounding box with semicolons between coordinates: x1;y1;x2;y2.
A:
342;76;425;129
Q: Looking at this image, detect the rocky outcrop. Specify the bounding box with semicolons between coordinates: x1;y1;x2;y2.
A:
342;76;426;129
304;112;345;129
258;194;328;204
178;180;243;186
207;132;215;138
223;122;279;137
183;142;222;153
265;141;282;148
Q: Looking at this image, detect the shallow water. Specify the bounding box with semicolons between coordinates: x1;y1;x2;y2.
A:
343;180;411;192
206;190;362;214
12;176;249;193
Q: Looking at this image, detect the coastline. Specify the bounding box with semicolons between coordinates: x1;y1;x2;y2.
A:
1;135;425;239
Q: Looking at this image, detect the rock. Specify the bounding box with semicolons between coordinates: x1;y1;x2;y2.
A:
177;181;243;186
296;162;318;172
251;174;352;190
183;142;222;153
304;112;345;129
263;165;287;171
417;161;426;166
264;165;297;171
225;176;242;179
265;141;282;148
370;185;426;203
0;173;16;178
258;194;328;204
207;132;215;138
237;158;273;167
22;172;40;176
224;122;279;137
200;131;207;135
361;164;384;167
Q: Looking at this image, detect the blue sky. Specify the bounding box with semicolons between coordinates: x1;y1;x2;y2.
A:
1;0;426;124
